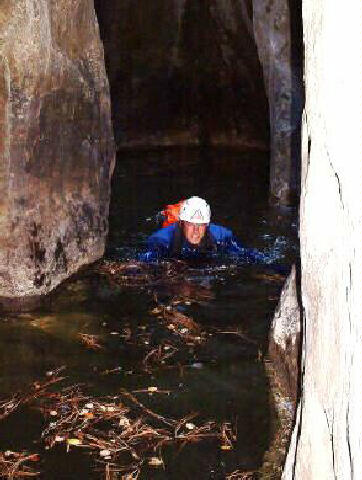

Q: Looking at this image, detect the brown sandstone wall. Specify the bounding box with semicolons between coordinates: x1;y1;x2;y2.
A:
0;0;115;307
283;0;362;477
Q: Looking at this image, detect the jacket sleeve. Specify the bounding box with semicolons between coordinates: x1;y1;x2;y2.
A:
137;226;173;262
225;236;289;273
223;236;266;263
137;247;166;262
213;226;270;263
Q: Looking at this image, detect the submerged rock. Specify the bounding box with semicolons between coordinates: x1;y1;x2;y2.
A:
269;265;300;402
0;0;115;309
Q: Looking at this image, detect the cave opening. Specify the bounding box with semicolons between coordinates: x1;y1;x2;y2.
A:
94;0;303;205
94;0;270;151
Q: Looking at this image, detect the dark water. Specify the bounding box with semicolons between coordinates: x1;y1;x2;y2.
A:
0;148;297;478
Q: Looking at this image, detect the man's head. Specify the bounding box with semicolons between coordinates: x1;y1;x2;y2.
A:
179;196;211;245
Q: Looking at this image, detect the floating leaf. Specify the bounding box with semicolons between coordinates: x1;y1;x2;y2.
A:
148;457;164;467
67;438;81;446
28;454;41;462
221;445;232;451
99;449;111;457
119;417;130;427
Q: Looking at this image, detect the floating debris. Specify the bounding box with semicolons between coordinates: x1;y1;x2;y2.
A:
100;366;123;376
252;272;286;283
190;362;203;369
226;469;258;479
0;367;235;477
142;342;178;372
0;366;65;421
78;333;103;350
35;382;232;478
95;260;214;303
148;457;164;468
0;451;40;478
149;300;204;344
67;438;82;447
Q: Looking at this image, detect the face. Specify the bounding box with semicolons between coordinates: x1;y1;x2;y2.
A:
181;221;208;245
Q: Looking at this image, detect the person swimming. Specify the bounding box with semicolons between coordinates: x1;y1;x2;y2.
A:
139;196;268;264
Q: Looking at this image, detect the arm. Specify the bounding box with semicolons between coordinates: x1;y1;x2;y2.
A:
225;237;290;274
224;237;267;263
137;243;169;263
137;225;174;262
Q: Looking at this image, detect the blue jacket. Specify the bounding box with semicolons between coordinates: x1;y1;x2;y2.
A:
139;222;266;263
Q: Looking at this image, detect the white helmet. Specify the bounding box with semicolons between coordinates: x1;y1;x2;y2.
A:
179;196;211;224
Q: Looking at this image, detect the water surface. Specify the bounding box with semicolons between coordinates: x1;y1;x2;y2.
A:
0;148;297;479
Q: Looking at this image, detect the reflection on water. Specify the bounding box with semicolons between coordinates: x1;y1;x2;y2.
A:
0;148;297;478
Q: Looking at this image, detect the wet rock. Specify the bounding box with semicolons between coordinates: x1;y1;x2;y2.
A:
269;265;300;402
283;1;362;478
253;0;303;204
0;0;115;308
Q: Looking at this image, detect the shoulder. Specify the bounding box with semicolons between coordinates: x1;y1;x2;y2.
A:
148;223;178;246
209;223;233;241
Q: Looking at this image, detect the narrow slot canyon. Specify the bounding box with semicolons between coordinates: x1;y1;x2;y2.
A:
0;1;360;479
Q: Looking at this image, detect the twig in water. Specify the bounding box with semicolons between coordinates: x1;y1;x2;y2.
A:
0;451;40;479
0;367;66;420
215;330;258;345
119;389;176;428
225;470;258;479
142;342;178;372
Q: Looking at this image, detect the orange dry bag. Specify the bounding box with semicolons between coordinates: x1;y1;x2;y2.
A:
161;200;184;228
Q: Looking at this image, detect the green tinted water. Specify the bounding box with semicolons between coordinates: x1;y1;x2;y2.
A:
0;148;297;479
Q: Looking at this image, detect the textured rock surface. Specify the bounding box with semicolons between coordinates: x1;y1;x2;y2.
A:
0;0;115;307
253;0;303;204
283;0;362;477
95;0;269;148
269;265;300;401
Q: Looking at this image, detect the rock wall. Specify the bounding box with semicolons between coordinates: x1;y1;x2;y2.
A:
283;0;362;477
94;0;269;148
0;0;115;308
269;265;300;402
253;0;303;204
